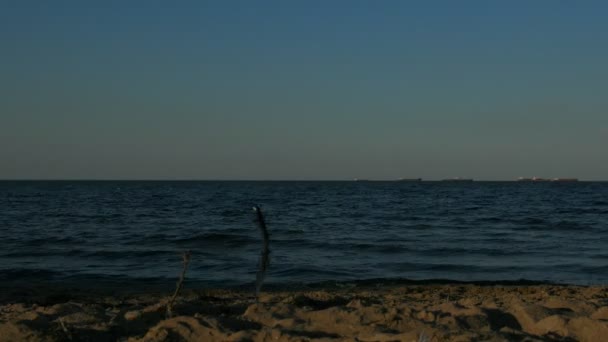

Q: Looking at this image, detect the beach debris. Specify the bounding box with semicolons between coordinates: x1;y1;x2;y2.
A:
253;205;270;301
124;310;141;321
166;250;191;318
418;331;430;342
57;317;73;340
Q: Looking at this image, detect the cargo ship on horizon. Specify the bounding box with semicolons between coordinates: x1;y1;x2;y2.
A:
442;177;474;182
517;177;578;182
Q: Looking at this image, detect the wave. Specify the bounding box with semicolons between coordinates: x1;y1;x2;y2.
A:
271;266;359;280
19;236;82;246
169;232;257;248
421;247;520;257
0;268;65;280
1;249;182;259
384;262;531;273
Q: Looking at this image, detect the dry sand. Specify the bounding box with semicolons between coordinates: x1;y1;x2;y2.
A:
1;283;607;341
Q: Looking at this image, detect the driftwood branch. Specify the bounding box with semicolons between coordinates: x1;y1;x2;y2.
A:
58;318;73;341
166;250;191;318
253;206;270;301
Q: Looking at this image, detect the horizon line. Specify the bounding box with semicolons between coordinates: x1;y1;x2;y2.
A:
0;178;604;182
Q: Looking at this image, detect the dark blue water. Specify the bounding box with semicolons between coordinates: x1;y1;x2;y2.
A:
1;181;607;287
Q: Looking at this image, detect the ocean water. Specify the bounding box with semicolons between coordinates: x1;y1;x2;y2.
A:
1;181;607;288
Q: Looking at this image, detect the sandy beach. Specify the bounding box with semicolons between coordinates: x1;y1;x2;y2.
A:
1;282;607;341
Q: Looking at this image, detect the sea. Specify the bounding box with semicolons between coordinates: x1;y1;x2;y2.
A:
1;181;607;289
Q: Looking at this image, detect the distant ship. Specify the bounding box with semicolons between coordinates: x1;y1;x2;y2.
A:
396;178;422;182
517;177;578;182
353;178;371;182
517;177;549;182
442;177;473;182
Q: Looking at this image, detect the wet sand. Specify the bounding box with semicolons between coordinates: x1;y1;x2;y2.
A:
1;283;607;341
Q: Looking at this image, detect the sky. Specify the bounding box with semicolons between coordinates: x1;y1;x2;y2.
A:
1;1;607;180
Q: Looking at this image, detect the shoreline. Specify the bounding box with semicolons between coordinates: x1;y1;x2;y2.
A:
0;278;574;305
1;282;606;341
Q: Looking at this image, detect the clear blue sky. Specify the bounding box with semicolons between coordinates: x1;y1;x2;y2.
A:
1;1;607;180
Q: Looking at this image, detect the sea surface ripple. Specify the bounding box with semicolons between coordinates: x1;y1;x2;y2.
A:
1;181;607;287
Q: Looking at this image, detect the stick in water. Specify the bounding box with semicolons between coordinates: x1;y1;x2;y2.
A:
166;250;191;318
253;206;270;301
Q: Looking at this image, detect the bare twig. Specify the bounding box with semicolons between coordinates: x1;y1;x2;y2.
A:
166;250;191;318
253;206;270;301
58;317;73;341
418;331;430;342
